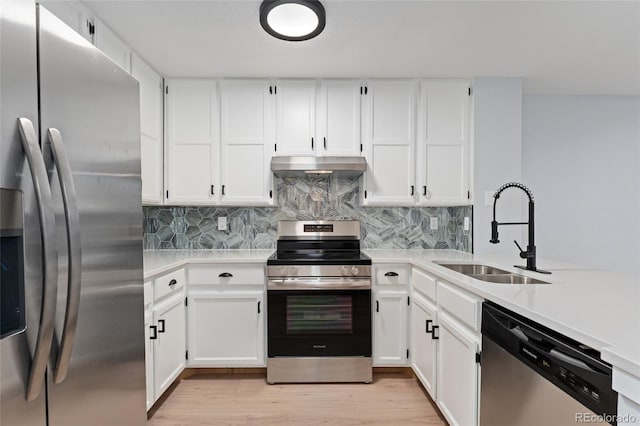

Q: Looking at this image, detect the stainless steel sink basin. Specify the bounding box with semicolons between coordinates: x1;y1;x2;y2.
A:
436;263;511;275
469;274;550;285
435;262;551;284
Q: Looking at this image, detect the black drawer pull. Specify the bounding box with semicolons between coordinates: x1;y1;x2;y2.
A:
168;279;177;287
376;300;379;312
158;319;165;333
150;325;157;340
426;319;433;333
384;272;399;277
218;272;233;278
431;325;439;340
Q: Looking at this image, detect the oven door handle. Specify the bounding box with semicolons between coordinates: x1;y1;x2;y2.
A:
267;279;371;290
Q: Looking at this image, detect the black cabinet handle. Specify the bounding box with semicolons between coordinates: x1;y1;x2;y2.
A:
323;137;327;149
158;319;165;333
376;300;379;312
311;137;314;149
431;325;439;340
411;185;415;195
426;319;433;333
384;271;399;277
221;185;226;195
423;186;427;196
168;279;177;288
210;185;215;195
150;325;157;340
218;272;233;278
257;301;261;314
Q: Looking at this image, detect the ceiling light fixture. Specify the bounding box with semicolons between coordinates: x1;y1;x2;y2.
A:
260;0;326;42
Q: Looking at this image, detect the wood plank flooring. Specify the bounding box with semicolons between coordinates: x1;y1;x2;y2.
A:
148;372;446;426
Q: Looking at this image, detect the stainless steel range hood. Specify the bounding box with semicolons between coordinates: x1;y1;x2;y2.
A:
271;156;367;177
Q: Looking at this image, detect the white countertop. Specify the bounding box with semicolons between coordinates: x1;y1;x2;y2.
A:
143;248;640;378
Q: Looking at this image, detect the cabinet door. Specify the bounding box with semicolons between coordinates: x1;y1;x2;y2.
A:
187;291;264;366
373;290;409;366
417;80;470;205
132;54;164;205
411;295;437;398
275;80;316;156
39;0;93;42
93;18;131;72
436;312;480;426
317;80;362;156
153;294;186;398
362;80;417;206
165;79;219;205
144;311;155;410
220;79;274;205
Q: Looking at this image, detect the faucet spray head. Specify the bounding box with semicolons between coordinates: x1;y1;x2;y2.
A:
490;220;500;244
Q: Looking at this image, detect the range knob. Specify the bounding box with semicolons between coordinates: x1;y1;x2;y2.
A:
340;266;349;276
350;266;359;276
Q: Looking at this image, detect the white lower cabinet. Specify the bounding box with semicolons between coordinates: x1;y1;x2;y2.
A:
410;294;438;397
153;292;186;399
436;311;480;426
373;290;409;366
187;291;265;366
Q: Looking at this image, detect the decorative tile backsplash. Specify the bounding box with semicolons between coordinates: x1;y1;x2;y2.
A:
143;176;473;251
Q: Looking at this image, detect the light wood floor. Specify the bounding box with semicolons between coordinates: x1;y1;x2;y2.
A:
148;372;447;426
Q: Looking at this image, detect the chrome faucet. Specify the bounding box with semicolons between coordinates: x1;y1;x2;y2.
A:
490;182;551;274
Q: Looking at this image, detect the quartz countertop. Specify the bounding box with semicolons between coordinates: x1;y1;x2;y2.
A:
143;248;640;378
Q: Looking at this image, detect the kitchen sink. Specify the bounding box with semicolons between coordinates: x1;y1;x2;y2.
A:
469;274;550;285
436;263;511;275
435;262;551;284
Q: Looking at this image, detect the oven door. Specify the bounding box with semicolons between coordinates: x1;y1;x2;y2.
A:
267;281;371;357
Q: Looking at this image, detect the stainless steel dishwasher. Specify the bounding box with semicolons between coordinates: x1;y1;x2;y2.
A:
480;302;618;426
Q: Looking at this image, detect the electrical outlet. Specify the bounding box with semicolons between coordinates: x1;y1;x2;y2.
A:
218;216;227;231
464;217;470;231
485;191;495;207
430;217;438;230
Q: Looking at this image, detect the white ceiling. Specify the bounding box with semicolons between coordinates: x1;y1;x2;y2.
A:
85;0;640;94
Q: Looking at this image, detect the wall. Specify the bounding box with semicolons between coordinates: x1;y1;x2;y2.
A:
522;95;640;277
143;176;472;251
472;78;526;256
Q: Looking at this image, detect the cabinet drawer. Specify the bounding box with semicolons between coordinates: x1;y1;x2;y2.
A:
154;268;186;302
376;264;411;286
437;280;482;331
412;268;436;302
188;264;265;286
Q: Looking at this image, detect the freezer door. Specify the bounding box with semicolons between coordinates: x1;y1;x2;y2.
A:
0;1;47;425
37;6;147;426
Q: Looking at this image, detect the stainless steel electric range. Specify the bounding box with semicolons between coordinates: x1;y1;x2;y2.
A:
266;220;372;384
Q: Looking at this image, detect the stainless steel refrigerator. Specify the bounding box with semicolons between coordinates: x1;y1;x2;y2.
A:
1;2;146;425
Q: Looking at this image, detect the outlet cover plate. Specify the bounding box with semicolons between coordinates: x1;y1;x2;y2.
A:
218;216;227;231
430;217;438;230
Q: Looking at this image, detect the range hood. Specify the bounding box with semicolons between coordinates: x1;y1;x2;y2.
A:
271;156;367;177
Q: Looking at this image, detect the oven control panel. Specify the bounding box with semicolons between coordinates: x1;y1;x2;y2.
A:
304;224;333;233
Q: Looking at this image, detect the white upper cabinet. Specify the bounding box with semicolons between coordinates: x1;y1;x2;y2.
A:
39;1;93;42
219;79;274;205
316;80;363;156
93;17;131;73
362;80;418;206
132;54;164;205
274;80;316;156
417;80;471;205
165;79;219;205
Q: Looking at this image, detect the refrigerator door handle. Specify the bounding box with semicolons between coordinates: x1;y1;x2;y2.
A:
47;128;82;384
17;117;59;402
